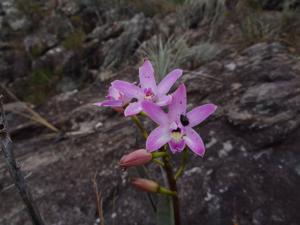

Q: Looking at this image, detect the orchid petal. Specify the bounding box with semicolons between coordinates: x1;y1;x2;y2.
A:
156;95;172;107
168;139;185;153
183;127;205;156
93;100;123;107
146;126;171;152
168;84;187;121
139;60;157;93
187;104;217;127
108;86;121;99
124;102;142;117
112;80;143;99
142;101;168;125
158;69;183;95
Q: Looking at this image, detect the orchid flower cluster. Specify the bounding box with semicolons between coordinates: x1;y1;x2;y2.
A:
94;60;217;225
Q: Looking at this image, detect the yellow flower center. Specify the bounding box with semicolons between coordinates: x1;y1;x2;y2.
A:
171;131;182;142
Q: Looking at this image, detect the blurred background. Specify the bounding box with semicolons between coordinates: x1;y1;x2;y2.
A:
0;0;300;224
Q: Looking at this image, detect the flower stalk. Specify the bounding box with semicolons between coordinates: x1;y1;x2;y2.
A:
162;156;181;225
132;178;176;196
152;151;169;159
131;115;148;139
95;59;217;225
175;149;189;180
152;159;165;167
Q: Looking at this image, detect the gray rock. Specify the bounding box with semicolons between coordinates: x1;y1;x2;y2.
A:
1;0;30;31
23;31;58;58
102;14;153;68
224;43;300;148
1;8;300;225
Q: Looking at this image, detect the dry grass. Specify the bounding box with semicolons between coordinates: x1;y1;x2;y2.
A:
139;35;189;79
139;35;221;79
0;85;59;133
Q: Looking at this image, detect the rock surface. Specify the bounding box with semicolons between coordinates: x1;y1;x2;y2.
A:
0;1;300;225
1;42;300;225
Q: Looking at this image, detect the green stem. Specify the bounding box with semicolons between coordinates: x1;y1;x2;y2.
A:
162;156;181;225
153;159;165;167
131;115;148;139
174;149;189;180
152;151;169;159
158;186;177;196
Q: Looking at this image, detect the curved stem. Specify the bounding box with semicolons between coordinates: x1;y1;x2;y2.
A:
175;149;189;180
153;159;165;167
131;115;148;139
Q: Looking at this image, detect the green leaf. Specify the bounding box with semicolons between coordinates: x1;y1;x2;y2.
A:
156;195;175;225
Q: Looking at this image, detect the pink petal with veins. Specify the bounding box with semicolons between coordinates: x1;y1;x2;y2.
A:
146;126;171;152
168;139;185;153
142;101;168;125
156;95;172;107
124;102;142;117
168;84;187;121
139;60;157;94
187;103;217;127
112;80;143;99
93;100;123;107
158;69;182;95
183;127;205;156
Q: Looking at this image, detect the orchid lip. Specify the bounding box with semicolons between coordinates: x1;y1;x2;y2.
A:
171;127;183;142
144;88;155;100
171;131;183;142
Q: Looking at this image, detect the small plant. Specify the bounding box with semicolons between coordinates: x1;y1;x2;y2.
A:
25;69;58;105
29;69;53;86
62;29;86;50
184;42;221;68
29;45;45;59
127;0;177;16
279;0;300;45
239;14;278;43
139;35;221;79
15;0;44;26
94;60;217;225
139;35;189;80
231;0;280;44
179;0;226;39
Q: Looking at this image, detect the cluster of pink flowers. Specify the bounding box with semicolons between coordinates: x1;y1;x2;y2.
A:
95;60;217;157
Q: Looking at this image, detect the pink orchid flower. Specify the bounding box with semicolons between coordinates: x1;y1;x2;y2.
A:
142;84;217;156
112;60;182;117
94;84;131;108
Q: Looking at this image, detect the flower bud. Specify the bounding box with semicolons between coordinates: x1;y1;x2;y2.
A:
119;149;152;169
131;178;177;196
131;178;159;193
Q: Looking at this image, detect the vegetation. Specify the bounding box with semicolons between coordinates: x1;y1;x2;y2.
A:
139;35;220;79
5;0;300;105
179;0;226;32
139;35;189;79
15;0;44;26
25;69;59;104
62;29;86;50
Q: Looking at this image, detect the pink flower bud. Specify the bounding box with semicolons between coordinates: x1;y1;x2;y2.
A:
119;149;152;169
131;178;159;193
